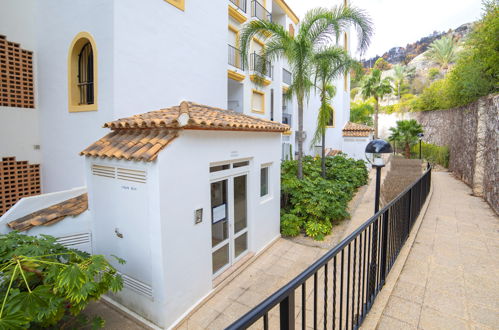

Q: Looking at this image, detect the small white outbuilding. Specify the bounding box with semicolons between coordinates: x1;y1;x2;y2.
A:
78;101;288;327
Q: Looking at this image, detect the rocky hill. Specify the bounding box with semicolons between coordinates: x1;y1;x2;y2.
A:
362;23;472;68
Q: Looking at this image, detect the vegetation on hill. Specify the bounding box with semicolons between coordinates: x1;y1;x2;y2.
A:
280;156;368;240
0;232;123;329
388;119;423;158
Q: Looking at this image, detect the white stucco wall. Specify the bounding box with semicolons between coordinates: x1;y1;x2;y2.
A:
378;112;412;139
343;136;372;161
156;130;282;328
36;0;115;193
113;0;227;118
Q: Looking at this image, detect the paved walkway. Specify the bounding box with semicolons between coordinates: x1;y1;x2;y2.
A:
377;172;499;329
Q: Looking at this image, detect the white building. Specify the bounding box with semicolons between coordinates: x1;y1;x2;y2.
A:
0;0;371;328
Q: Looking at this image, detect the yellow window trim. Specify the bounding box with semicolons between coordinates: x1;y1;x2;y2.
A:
164;0;185;11
228;70;245;82
274;0;299;24
282;130;292;135
250;75;271;86
68;32;98;113
228;5;247;23
282;86;289;93
253;37;265;48
251;89;265;114
228;24;240;49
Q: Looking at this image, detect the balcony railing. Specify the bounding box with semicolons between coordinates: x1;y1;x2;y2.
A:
250;52;273;79
282;113;292;126
228;44;244;70
283;68;292;85
229;0;247;13
227;166;432;330
251;0;271;22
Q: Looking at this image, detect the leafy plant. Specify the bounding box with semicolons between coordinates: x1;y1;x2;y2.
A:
388;120;423;158
239;5;373;179
373;57;392;71
0;232;124;329
427;67;441;80
281;156;368;240
280;213;302;237
305;221;332;241
411;142;449;167
392;64;415;99
350;100;374;126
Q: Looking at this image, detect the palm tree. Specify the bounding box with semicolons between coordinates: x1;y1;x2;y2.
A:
239;5;373;179
388;119;423;158
391;64;414;99
310;47;354;178
424;36;458;69
360;68;392;138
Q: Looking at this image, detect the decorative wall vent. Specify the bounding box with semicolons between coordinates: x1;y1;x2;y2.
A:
0;157;41;216
0;35;35;108
120;273;153;298
91;164;116;179
56;232;91;247
117;168;147;184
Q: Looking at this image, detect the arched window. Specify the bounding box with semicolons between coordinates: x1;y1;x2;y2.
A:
68;32;97;112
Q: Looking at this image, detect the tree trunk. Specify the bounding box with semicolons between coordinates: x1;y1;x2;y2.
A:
374;97;379;139
297;96;304;179
321;130;326;178
405;142;410;159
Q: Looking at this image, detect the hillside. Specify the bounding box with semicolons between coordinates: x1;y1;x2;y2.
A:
362;23;472;68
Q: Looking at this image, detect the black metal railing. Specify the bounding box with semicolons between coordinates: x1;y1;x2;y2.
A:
251;0;272;22
230;0;247;13
283;68;292;85
228;44;244;70
282;113;292;126
226;166;432;330
250;52;273;79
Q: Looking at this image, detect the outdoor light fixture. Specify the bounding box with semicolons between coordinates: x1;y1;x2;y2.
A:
365;139;393;214
418;133;424;160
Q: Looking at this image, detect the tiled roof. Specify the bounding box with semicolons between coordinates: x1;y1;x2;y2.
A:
7;194;88;232
80;129;178;162
104;101;288;133
326;149;342;157
342;122;373;137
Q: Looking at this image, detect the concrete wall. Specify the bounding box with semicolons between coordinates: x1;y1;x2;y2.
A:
0;0;40;164
411;94;499;214
157;130;281;328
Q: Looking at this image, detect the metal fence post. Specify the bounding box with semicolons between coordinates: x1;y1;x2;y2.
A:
379;210;389;285
280;293;295;330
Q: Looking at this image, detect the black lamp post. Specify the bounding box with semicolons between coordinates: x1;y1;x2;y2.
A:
417;133;424;160
365;139;393;213
365;139;393;304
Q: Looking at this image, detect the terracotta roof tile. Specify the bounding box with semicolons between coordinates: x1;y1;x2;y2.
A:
326;149;342;157
104;101;289;133
80;129;178;162
343;122;373;137
7;194;88;232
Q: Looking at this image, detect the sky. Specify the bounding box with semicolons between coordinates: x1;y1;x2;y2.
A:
285;0;483;59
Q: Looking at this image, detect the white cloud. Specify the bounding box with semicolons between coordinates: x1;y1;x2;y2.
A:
285;0;483;59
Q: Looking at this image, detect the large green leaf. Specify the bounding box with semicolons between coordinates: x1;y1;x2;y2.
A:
0;312;29;330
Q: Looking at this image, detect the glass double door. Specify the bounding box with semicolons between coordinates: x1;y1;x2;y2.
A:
211;174;248;276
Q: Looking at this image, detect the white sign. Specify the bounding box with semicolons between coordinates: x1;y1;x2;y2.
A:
212;204;226;223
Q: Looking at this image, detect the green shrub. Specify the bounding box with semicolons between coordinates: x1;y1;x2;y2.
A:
350;101;374;126
280;213;302;237
305;221;332;241
410;142;450;167
281;155;368;240
0;232;124;329
428;68;440;80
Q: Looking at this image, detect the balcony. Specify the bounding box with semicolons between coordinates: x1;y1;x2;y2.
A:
250;52;273;79
229;0;247;12
282;113;292;126
282;68;292;85
251;0;271;22
228;44;244;70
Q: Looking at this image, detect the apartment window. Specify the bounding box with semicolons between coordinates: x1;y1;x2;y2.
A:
327;111;335;127
251;89;265;114
260;166;269;197
68;32;98;112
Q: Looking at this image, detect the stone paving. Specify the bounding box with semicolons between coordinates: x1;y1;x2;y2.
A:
377;172;499;329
